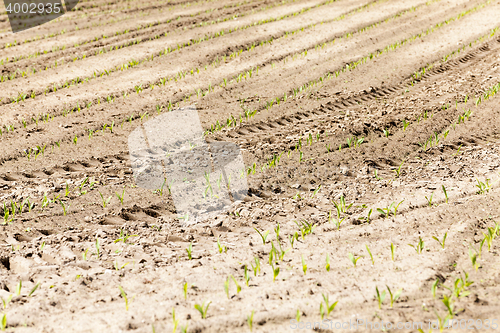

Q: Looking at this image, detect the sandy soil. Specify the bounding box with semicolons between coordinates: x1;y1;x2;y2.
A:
0;0;500;332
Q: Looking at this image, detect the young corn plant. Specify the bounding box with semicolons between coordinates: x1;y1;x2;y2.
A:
118;285;133;311
432;233;447;249
390;243;396;261
320;294;338;319
348;252;362;267
386;285;402;308
194;301;211;319
98;191;112;208
254;228;270;244
247;310;254;332
442;185;449;204
325;254;330;272
409;237;425;254
186;243;193;260
251;257;261;277
375;287;386;309
366;245;374;265
216;236;227;253
115;189;125;205
272;263;279;282
301;255;307;275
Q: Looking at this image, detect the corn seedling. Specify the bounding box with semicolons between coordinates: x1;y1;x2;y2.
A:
216;236;227;253
390;243;396;261
118;285;133;311
115;189;125;205
114;229;138;244
425;192;434;207
321;294;338;319
272;263;280;282
98;191;112;208
468;248;479;271
186;242;193;260
254;228;269;244
432;233;447;249
57;199;69;216
114;261;129;271
375;287;386;309
386;285;402;307
325;253;330;272
247;310;254;332
383;128;389;137
0;314;5;331
366;245;374;265
244;265;250;286
95;238;101;259
183;282;188;300
409;237;425;254
27;282;39;297
442;185;448;203
251;257;261;277
475;178;492;194
223;277;230;299
348;252;362;267
230;275;241;294
194;301;211;319
172;308;179;333
301;254;307;275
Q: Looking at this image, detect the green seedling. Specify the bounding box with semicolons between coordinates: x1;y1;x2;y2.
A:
115;189;125;204
95;238;101;259
348;252;362;267
114;261;129;271
374;169;382;180
0;314;5;331
311;185;321;198
425;192;434;207
442;185;448;203
296;309;301;323
82;248;89;261
321;294;338;319
254;228;270;244
244;265;250;286
442;294;454;317
366;245;374;265
247;310;255;332
402;119;409;130
118;285;133;311
475;178;492;194
194;301;211;319
390;243;396;261
375;287;386;309
392;200;404;217
216;236;227;253
325;254;330;272
57;199;69;216
186;243;193;260
172;308;179;333
289;232;298;248
272;263;280;282
294;219;316;239
432;279;439;299
98;191;112;208
183;282;188;300
251;257;261;277
409;237;424;254
223;277;230;299
432;233;447;249
15;280;21;296
1;294;12;310
386;285;402;307
230;275;241;294
383;128;389;138
114;229;138;244
468;248;478;271
394;161;404;178
301;254;307;275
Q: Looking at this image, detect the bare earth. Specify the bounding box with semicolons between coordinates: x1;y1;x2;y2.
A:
0;0;500;332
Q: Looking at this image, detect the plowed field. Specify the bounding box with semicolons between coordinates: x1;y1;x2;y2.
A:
1;0;500;332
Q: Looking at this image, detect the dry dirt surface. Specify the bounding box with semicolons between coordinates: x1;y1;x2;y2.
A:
1;0;500;332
